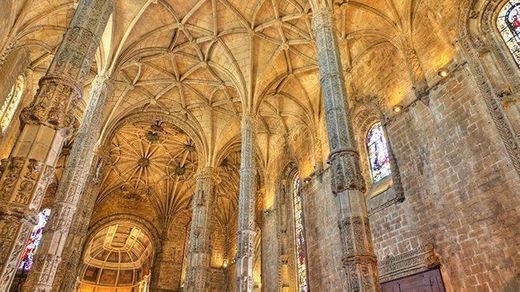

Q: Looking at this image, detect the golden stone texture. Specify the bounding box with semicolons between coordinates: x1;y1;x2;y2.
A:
0;0;519;291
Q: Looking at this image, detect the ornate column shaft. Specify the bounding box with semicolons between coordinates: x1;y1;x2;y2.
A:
0;0;113;289
312;7;380;291
53;159;104;291
24;75;113;291
236;114;257;292
184;167;216;291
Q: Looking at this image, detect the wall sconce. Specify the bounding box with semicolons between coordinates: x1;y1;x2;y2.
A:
393;105;403;113
438;68;449;78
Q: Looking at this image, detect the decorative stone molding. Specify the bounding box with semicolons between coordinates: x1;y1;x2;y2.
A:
378;244;441;283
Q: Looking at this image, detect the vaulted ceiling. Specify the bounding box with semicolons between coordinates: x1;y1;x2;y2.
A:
1;0;458;158
1;0;459;227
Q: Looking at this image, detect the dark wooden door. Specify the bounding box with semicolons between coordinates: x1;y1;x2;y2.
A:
381;269;445;292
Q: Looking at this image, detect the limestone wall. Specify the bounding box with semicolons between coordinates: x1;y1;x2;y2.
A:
303;65;520;291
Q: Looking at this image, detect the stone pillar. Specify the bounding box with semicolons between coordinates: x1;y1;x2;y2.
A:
53;160;104;291
24;75;113;291
0;0;113;289
236;114;257;292
311;6;380;291
184;167;216;291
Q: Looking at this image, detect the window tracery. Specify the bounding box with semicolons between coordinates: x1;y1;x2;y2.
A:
0;74;25;133
18;208;51;271
366;122;391;183
497;0;520;67
293;178;308;292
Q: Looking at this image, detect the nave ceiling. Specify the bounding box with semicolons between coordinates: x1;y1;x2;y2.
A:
1;0;459;223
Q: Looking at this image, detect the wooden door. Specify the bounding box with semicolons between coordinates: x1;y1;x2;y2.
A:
381;269;445;292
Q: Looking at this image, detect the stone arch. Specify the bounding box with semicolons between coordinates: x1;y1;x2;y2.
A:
84;213;161;259
78;214;161;290
480;0;520;90
351;102;385;192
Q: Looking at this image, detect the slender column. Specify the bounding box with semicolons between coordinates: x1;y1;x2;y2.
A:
0;0;113;289
313;135;324;174
24;76;113;291
184;167;215;291
236;114;257;292
402;41;429;102
312;7;380;291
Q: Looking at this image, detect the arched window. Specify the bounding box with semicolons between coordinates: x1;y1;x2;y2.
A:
497;0;520;67
0;74;25;133
18;208;51;271
293;178;308;292
366;122;391;183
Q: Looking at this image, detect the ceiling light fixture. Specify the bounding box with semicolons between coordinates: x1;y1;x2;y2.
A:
438;68;449;78
393;105;403;113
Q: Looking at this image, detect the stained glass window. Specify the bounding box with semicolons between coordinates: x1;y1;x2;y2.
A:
293;178;308;292
366;122;391;183
18;208;51;271
0;75;25;133
497;0;520;67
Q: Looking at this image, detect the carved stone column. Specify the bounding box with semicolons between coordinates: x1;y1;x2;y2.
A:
311;7;380;291
53;159;105;291
236;114;257;292
0;0;113;289
184;167;216;291
24;75;113;291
